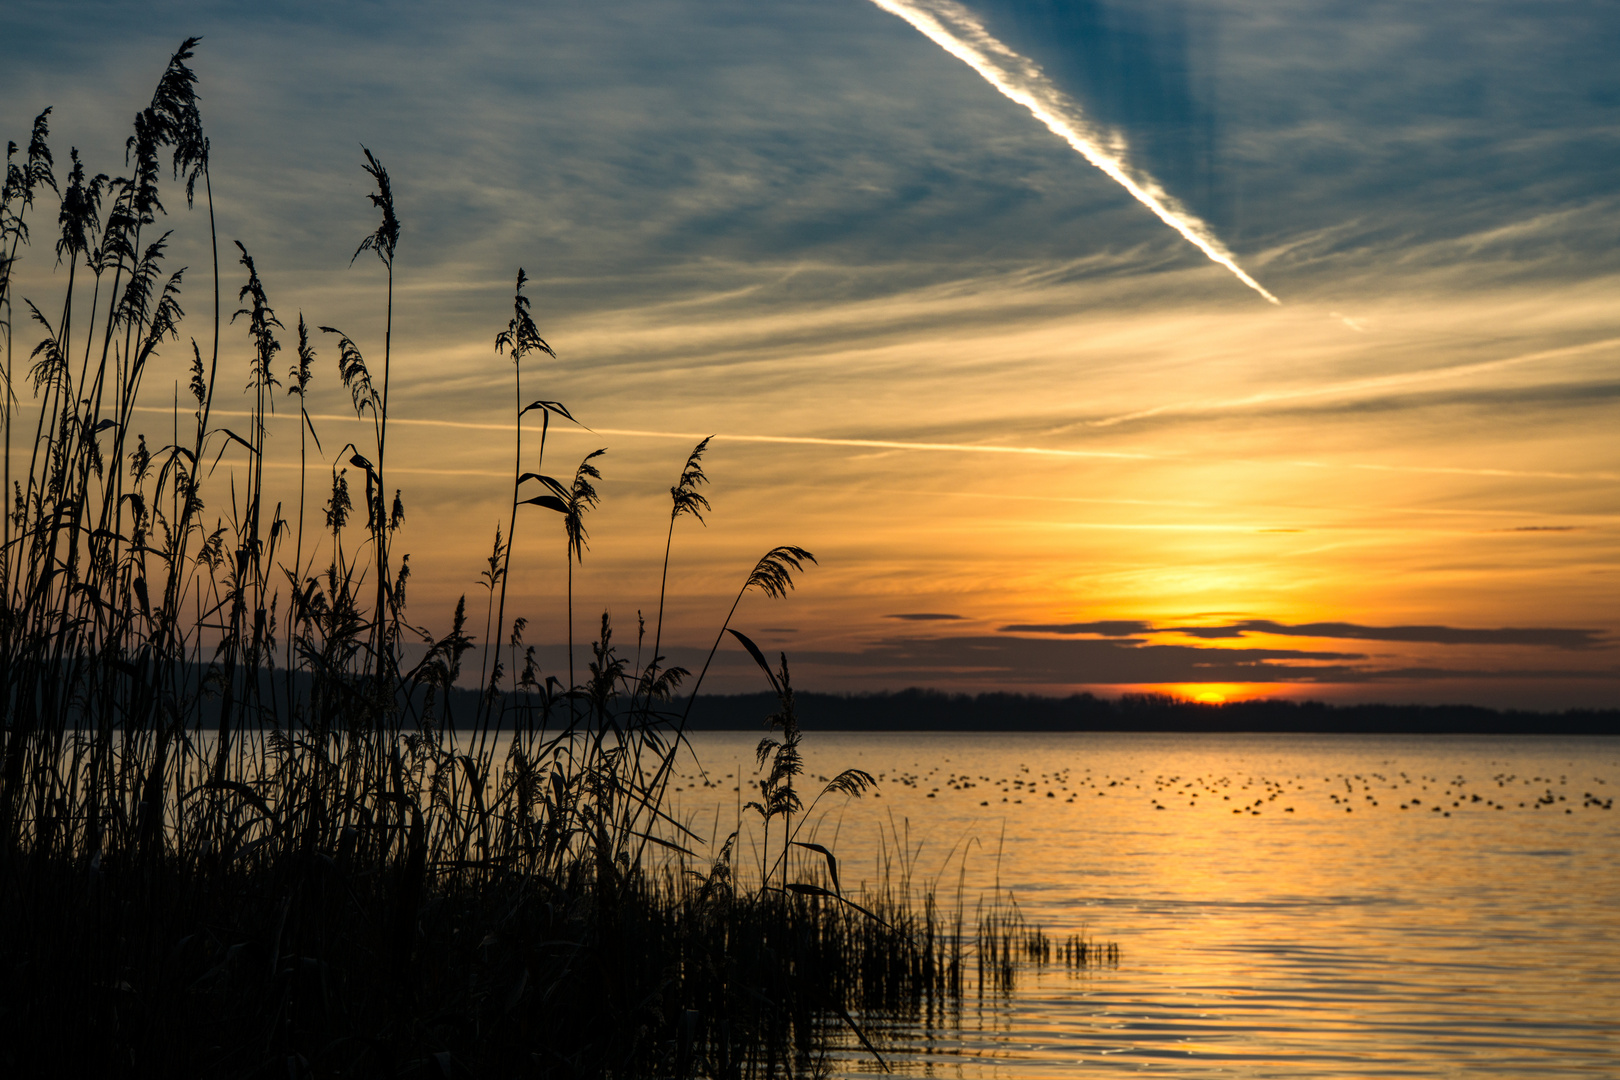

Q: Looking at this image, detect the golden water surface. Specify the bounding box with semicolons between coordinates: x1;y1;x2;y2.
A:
674;732;1620;1078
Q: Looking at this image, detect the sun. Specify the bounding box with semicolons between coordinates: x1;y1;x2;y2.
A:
1158;683;1268;705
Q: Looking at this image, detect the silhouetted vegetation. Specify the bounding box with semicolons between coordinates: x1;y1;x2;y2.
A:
0;41;1110;1078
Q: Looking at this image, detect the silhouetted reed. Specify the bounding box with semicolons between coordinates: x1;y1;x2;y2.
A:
978;903;1119;996
0;41;1113;1078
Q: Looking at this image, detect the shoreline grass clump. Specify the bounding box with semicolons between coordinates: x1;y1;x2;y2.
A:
0;41;1113;1078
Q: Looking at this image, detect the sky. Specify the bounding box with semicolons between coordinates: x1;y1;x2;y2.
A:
3;0;1617;707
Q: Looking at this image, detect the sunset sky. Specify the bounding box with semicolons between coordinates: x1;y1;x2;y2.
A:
4;0;1616;706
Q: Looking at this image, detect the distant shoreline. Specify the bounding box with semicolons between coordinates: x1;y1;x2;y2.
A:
678;690;1620;735
138;679;1620;734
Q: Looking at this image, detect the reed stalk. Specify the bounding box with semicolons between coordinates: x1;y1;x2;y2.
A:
0;41;1114;1077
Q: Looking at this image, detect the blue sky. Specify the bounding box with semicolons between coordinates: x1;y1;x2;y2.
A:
4;0;1617;704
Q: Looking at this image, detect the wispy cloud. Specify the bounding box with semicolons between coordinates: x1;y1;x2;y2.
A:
1165;620;1612;651
125;403;1620;484
1080;337;1620;430
802;634;1365;684
1003;619;1612;652
7;0;1618;710
1001;621;1151;637
791;634;1620;689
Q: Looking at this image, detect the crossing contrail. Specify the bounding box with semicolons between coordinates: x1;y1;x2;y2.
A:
131;408;1617;481
1081;336;1620;428
867;0;1281;305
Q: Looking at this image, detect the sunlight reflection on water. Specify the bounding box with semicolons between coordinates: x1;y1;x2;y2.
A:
674;732;1620;1078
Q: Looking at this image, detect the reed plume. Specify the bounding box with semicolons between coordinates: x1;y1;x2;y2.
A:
0;40;1111;1077
645;436;712;708
486;268;559;714
562;448;606;695
348;146;399;677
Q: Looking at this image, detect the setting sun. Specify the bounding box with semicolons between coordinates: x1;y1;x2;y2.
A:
1160;683;1265;705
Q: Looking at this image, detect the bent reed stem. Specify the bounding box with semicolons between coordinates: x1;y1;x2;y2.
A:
0;42;1115;1078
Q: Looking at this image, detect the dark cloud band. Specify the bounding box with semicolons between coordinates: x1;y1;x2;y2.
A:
1166;620;1610;651
794;634;1620;687
1001;619;1610;651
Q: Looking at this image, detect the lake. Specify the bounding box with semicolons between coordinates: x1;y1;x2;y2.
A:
667;732;1620;1078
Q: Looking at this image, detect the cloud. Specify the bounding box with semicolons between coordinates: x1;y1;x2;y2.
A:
1164;620;1610;651
789;634;1620;689
797;634;1364;685
1000;618;1612;652
886;612;967;621
1076;337;1620;431
4;0;1618;715
1000;621;1151;637
441;634;1620;706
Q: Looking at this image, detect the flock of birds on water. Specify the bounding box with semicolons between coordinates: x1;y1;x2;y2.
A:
672;763;1616;818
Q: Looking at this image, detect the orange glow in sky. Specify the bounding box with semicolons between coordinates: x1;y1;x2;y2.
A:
2;6;1617;708
1154;684;1278;706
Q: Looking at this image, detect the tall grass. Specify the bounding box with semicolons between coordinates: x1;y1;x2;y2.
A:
0;42;1111;1077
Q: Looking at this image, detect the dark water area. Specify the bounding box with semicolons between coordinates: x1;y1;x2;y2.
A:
671;732;1620;1078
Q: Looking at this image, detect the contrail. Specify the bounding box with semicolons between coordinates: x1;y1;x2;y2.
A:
131;411;1616;481
1081;336;1620;428
866;0;1280;305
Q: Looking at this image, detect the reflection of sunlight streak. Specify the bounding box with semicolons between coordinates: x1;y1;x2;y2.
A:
1082;336;1620;429
132;408;1618;481
866;0;1281;305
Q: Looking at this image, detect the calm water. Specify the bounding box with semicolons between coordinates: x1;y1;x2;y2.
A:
668;732;1620;1078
